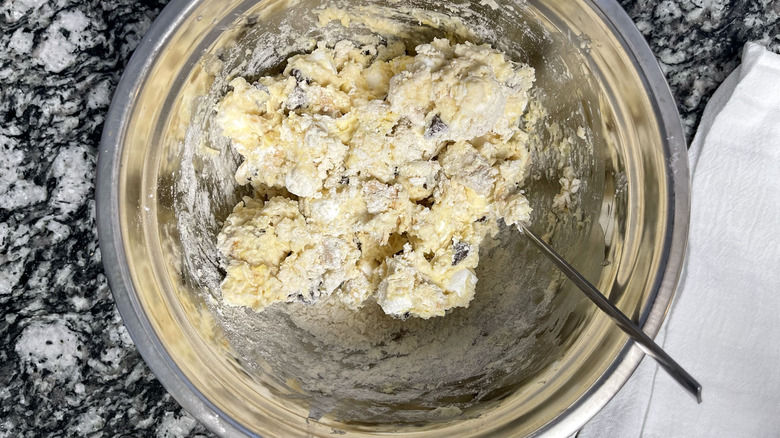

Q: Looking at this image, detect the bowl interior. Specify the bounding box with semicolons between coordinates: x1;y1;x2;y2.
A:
108;0;682;436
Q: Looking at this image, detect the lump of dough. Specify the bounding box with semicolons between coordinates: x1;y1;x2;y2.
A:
215;38;537;318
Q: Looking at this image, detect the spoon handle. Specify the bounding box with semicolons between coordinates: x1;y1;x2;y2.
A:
520;224;702;403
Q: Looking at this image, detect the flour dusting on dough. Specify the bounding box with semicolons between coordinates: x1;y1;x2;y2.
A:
215;38;537;318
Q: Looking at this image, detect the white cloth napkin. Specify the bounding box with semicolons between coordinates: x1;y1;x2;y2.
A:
578;42;780;438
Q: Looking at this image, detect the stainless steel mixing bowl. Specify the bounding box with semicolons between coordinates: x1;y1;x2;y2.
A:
96;0;689;436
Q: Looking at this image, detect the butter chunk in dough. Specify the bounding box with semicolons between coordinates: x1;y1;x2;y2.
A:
216;38;537;319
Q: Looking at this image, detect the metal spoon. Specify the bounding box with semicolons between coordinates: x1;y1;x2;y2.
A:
520;224;702;403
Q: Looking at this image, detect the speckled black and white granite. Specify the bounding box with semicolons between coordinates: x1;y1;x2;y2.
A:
0;0;210;436
0;0;778;436
618;0;780;137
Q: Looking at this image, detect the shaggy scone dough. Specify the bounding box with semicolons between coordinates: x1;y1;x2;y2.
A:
215;38;536;318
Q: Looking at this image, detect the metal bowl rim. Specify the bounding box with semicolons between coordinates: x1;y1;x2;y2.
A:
95;0;690;436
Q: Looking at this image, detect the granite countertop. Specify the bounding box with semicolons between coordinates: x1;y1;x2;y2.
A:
1;0;778;436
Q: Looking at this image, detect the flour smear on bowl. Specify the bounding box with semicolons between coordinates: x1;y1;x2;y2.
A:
170;3;590;419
